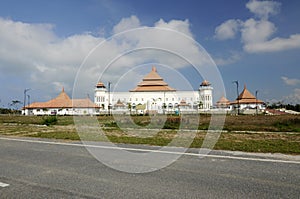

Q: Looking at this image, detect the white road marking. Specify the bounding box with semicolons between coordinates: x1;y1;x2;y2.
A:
0;137;300;164
0;182;9;188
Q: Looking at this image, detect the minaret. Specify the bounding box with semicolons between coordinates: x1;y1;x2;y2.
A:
94;81;107;109
199;80;213;110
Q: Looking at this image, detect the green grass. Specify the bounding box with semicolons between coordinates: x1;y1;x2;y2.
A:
273;118;300;132
1;114;299;132
0;114;300;154
23;130;300;154
29;131;81;140
214;139;300;154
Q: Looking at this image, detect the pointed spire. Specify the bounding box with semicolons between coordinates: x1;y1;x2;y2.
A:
152;66;157;72
200;80;211;86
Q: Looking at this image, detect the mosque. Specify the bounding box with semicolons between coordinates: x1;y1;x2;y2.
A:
94;66;213;114
23;66;265;115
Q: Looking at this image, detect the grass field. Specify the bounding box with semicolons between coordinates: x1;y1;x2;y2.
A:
0;114;299;154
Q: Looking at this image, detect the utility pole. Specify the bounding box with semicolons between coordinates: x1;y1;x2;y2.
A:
232;81;239;115
23;88;31;115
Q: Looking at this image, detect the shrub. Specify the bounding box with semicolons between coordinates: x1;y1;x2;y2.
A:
42;116;58;126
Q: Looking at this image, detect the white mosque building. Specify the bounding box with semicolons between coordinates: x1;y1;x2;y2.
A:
94;66;213;114
22;66;267;115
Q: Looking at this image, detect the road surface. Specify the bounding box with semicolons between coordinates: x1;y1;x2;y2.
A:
0;136;299;198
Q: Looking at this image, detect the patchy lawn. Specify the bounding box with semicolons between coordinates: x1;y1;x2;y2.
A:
0;114;299;154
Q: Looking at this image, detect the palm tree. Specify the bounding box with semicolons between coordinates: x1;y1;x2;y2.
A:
10;100;22;114
198;101;203;109
127;103;132;115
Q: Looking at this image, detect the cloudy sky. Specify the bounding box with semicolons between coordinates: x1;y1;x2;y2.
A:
0;0;300;108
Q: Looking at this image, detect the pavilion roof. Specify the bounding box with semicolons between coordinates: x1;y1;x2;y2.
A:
24;88;99;109
96;81;106;88
231;85;264;104
130;66;176;92
216;96;230;105
114;99;126;107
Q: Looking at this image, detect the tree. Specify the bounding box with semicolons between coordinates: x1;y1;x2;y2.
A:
198;101;203;109
9;100;22;114
127;103;132;115
10;100;22;110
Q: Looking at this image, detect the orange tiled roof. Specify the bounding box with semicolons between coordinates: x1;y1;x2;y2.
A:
96;81;106;88
200;80;211;86
179;99;189;106
216;96;230;105
130;66;176;92
25;88;99;109
72;98;97;108
231;85;264;105
114;99;125;107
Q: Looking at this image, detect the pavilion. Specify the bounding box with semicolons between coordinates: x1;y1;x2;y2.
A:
23;88;98;115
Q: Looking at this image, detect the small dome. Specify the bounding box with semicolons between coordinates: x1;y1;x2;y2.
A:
200;80;211;86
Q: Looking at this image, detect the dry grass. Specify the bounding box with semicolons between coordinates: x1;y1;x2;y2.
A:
0;114;299;154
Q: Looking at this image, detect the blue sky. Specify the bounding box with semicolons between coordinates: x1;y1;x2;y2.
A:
0;0;300;109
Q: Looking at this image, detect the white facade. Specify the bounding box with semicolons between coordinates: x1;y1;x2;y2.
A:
94;84;213;114
94;67;214;115
23;107;95;116
237;103;265;110
23;88;98;116
199;83;213;109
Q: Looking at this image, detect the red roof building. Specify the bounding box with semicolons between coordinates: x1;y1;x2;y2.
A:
230;85;264;105
23;88;98;115
216;96;231;108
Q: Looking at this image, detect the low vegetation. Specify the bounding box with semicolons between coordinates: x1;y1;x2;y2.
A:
42;116;58;126
0;114;299;154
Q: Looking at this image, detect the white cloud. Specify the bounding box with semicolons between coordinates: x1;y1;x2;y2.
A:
112;15;141;34
214;51;242;66
284;88;300;104
241;19;276;44
214;0;300;53
0;16;217;101
246;0;281;19
281;76;300;86
245;34;300;53
214;19;240;40
154;19;193;38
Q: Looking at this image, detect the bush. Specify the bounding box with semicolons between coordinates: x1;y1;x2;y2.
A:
42;116;58;126
163;117;181;129
273;118;300;132
104;121;118;127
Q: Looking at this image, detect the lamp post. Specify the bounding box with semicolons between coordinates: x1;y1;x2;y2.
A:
232;81;239;115
87;93;90;115
108;82;111;116
23;88;31;115
27;95;30;106
163;92;166;115
255;90;259;115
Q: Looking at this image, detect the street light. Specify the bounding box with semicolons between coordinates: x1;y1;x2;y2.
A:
23;88;31;115
27;95;30;106
108;82;111;116
87;93;90;115
255;90;259;115
232;81;239;115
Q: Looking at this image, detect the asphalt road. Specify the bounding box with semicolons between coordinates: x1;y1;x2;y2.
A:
0;136;299;198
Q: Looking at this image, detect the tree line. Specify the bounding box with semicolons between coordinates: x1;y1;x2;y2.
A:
267;103;300;112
